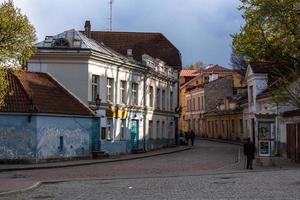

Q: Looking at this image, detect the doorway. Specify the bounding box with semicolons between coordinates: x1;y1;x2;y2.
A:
131;120;139;150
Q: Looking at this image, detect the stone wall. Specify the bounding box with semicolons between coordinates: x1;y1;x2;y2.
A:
204;76;233;112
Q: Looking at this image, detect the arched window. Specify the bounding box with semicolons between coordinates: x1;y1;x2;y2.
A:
53;38;70;48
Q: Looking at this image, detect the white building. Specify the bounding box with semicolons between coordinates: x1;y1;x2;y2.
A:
242;63;298;163
28;26;181;155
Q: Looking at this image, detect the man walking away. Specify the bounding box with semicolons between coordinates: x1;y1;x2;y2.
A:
243;137;255;169
190;130;195;146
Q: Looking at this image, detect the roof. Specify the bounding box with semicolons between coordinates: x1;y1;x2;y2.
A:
0;69;94;116
36;29;128;61
80;31;182;68
203;65;231;72
180;70;199;77
282;109;300;117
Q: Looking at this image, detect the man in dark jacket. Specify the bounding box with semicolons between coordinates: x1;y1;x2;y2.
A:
190;130;195;146
243;137;255;169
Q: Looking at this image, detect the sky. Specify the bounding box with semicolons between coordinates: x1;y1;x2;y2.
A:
3;0;244;67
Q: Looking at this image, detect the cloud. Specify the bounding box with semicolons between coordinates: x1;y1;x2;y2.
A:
2;0;244;67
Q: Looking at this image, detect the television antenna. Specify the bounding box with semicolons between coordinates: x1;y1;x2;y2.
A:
109;0;113;31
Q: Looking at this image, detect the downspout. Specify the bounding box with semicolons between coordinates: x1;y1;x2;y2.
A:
175;69;180;145
143;70;147;151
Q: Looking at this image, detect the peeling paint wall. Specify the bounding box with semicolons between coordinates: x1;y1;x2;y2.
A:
0;115;37;160
0;114;93;161
36;116;92;159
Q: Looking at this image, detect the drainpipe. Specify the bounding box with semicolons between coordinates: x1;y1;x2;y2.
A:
143;71;147;151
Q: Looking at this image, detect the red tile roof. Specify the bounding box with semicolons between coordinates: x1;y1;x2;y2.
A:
203;65;231;72
80;31;182;68
180;70;199;77
0;69;94;116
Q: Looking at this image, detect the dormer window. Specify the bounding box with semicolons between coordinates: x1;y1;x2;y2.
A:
53;38;70;48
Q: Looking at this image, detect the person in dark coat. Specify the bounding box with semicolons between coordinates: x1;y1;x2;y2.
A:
243;137;256;169
185;131;190;145
190;130;195;146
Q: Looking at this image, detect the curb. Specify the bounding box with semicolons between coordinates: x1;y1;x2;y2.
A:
198;138;243;146
0;147;191;173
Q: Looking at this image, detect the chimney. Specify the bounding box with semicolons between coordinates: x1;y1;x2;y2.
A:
84;20;91;38
127;49;133;60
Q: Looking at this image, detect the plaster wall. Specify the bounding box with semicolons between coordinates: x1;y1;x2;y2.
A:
0;115;37;160
36;116;92;159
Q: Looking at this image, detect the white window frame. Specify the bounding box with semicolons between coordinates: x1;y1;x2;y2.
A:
120;80;127;104
92;75;99;101
132;82;138;105
107;78;114;103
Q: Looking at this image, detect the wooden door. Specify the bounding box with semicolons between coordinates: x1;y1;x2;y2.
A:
286;123;296;160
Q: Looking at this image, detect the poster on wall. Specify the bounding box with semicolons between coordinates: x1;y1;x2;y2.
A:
258;122;271;140
259;140;271;156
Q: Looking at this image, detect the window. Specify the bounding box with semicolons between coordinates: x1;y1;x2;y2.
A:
120;119;126;140
204;76;209;83
232;119;235;134
170;91;173;111
132;83;138;105
59;136;64;152
201;96;204;110
215;120;218;135
240;119;243;134
156;88;160;109
162;90;166;110
162;121;165;138
169;122;173;138
107;118;113;140
120;81;127;104
193;98;195;110
107;78;114;103
249;85;254;103
149;120;153;138
92;75;99;101
156;121;160;139
149;86;154;107
198;97;200;110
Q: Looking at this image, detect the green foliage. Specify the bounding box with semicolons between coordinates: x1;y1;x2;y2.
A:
0;69;8;108
186;61;205;71
0;0;36;68
232;0;300;65
232;0;300;108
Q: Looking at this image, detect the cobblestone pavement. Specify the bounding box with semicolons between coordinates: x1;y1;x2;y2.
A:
1;169;300;200
1;140;299;199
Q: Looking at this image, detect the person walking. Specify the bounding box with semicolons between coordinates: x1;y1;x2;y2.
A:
185;131;190;146
190;130;195;146
243;137;255;169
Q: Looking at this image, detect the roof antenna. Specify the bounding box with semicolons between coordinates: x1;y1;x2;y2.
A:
109;0;113;31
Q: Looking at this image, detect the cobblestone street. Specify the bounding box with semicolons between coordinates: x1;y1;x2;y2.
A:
1;140;299;199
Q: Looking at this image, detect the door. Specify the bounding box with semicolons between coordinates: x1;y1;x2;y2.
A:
251;119;255;145
131;120;139;150
286;123;296;160
92;118;100;151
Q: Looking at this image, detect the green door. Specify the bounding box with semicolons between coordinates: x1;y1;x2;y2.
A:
131;120;139;150
92;118;100;151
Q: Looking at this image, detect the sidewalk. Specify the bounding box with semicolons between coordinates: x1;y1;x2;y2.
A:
0;146;191;172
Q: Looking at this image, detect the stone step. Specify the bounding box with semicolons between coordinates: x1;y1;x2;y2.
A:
92;151;109;159
132;149;146;154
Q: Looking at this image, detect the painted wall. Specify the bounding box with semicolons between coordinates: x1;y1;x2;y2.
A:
0;115;37;160
0;114;93;161
36;116;92;159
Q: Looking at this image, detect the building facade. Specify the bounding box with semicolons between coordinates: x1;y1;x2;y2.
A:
28;27;181;155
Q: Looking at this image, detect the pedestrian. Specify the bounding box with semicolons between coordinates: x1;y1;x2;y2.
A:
185;131;190;145
243;137;255;169
190;130;195;146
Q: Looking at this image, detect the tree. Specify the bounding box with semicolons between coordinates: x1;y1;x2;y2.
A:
230;53;247;76
186;60;205;71
232;0;300;66
0;0;36;67
232;0;300;108
0;0;36;108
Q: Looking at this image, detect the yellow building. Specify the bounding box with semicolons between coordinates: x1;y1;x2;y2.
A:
179;65;237;136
